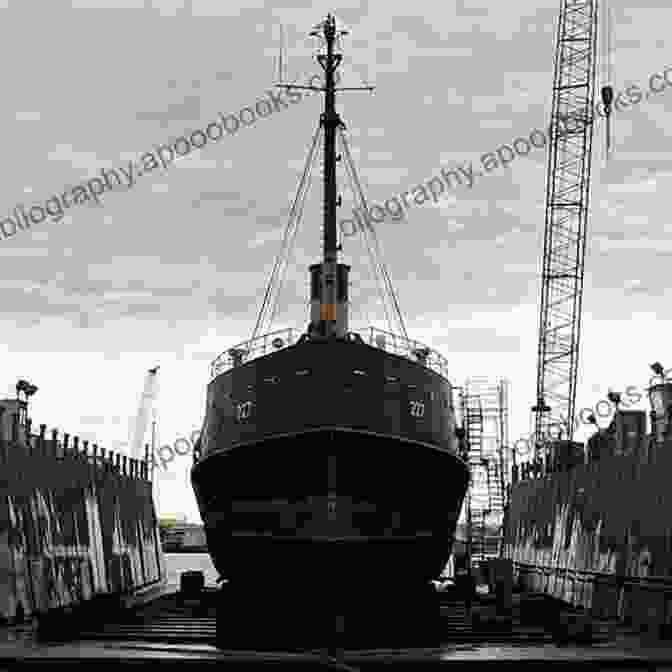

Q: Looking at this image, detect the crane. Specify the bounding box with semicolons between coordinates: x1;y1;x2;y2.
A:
129;366;160;462
532;0;613;460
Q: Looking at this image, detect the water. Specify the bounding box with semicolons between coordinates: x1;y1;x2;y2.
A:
164;553;219;587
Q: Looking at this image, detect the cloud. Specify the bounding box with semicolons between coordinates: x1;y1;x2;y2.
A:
16;111;41;121
135;95;203;127
606;177;658;194
248;226;284;248
594;236;672;253
192;191;246;208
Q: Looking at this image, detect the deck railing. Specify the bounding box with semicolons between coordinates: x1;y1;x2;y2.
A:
351;327;450;379
210;327;299;379
209;325;450;380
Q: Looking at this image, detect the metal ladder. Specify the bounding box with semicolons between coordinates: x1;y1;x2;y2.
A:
462;394;489;568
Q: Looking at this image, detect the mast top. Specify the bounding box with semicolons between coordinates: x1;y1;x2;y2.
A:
310;13;349;40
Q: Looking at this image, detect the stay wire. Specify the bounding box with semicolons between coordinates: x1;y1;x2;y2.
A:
337;130;394;332
338;129;408;339
338;129;405;337
268;126;322;330
251;123;323;340
263;123;322;334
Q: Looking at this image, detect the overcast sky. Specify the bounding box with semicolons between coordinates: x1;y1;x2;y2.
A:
2;0;670;522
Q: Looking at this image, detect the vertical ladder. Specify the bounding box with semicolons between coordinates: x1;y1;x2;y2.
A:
463;394;489;568
470;379;509;563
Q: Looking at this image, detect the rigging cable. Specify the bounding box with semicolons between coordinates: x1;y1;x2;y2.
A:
268;126;322;330
337;131;394;333
251;123;323;341
338;129;408;340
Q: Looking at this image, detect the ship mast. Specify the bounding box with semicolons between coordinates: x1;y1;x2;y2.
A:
313;14;346;340
319;15;340;294
267;14;374;342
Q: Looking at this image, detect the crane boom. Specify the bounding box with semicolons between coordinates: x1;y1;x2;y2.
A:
130;366;160;461
533;0;599;455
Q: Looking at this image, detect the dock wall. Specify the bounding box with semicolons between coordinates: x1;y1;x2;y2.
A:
0;430;165;623
503;448;672;633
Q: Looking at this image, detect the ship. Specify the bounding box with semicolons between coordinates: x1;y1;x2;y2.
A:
191;14;470;645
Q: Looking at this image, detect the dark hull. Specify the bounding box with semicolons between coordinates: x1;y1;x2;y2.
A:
192;428;468;589
192;338;470;595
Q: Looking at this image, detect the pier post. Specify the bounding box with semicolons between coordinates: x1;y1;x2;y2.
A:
0;408;5;463
11;410;18;444
25;418;32;453
491;558;513;616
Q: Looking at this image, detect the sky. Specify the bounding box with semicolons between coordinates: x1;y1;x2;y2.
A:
1;0;670;523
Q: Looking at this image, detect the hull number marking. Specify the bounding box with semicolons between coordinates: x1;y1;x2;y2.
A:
236;400;254;421
409;401;425;418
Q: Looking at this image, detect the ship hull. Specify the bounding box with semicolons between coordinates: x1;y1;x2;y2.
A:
192;428;468;591
192;337;469;604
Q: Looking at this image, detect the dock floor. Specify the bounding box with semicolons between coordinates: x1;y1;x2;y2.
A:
2;584;672;669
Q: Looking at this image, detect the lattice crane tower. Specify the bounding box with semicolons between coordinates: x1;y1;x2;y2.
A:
532;0;613;456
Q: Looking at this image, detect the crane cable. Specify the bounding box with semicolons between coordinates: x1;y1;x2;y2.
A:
600;0;614;163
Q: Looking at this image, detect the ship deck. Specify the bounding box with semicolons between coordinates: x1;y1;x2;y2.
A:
3;578;672;669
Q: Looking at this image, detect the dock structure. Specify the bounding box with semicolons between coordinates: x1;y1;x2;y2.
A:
503;378;672;639
0;390;165;627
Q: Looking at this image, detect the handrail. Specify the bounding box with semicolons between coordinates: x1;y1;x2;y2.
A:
210;327;298;379
351;326;450;379
209;324;450;380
